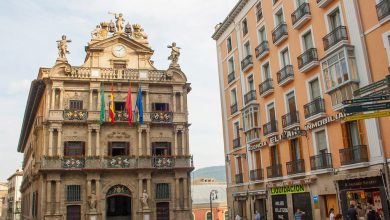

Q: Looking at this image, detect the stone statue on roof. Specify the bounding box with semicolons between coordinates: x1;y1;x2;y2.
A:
109;12;125;33
56;35;71;60
168;42;181;68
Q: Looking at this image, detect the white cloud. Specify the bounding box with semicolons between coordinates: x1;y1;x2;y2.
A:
5;80;31;95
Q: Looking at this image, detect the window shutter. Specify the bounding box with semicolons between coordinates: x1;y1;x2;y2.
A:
357;120;366;145
108;142;112;156
340;123;349;148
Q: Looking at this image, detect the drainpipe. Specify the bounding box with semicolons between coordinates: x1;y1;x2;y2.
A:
353;0;390;201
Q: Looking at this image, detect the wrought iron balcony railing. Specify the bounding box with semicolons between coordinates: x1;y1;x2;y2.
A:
339;145;369;166
310;153;333;170
263;120;278;136
376;0;390;21
64;109;88;120
297;48;318;70
235;173;244;184
323;26;348;51
259;78;274;96
281;111;300;128
228;71;235;84
276;65;294;84
241;55;253;71
286;159;305;175
255;41;269;59
303;97;325;119
250;169;264;181
150;112;173;123
233;137;241;149
256;8;263;21
244;90;257;105
272;23;288;44
291;3;311;25
230;103;238;115
267;164;282;178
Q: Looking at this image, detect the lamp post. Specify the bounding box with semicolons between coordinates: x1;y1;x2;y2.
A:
209;189;218;220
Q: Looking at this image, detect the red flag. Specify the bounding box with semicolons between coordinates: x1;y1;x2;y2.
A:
109;84;115;124
125;84;133;125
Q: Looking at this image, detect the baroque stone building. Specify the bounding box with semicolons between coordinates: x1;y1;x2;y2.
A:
18;14;193;220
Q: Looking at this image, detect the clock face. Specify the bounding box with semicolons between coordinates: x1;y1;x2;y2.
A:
113;44;126;57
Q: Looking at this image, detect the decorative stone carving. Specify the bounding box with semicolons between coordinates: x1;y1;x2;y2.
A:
56;35;71;60
64;109;88;120
150;112;173;123
62;158;85;168
107;156;132;168
152;156;175;168
168;42;181;68
140;190;149;209
107;131;130;139
107;185;130;196
131;24;149;46
109;12;125;33
88;194;97;211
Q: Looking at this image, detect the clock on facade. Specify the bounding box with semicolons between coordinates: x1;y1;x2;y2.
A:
112;44;126;57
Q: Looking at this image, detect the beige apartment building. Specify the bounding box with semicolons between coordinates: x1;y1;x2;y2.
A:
6;170;23;220
213;0;390;219
17;14;193;220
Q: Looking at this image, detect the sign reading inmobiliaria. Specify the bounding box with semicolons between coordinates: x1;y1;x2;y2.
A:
304;112;350;130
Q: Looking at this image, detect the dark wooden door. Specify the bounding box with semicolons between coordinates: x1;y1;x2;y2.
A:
292;193;313;220
67;205;81;220
156;202;170;220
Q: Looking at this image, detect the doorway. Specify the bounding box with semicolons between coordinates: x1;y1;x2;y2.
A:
66;205;81;220
292;192;313;220
106;185;132;220
156;202;170;220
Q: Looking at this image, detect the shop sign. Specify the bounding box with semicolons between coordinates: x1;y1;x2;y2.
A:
271;184;305;195
272;195;289;220
313;195;319;209
248;141;268;151
269;129;307;145
338;176;383;191
304;113;349;130
343;110;390;122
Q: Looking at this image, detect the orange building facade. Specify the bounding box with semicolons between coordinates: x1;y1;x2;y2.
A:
213;0;390;220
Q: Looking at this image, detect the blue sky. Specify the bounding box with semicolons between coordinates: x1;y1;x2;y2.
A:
0;0;237;180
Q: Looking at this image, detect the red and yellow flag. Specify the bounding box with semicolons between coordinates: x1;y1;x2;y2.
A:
109;85;115;124
125;84;133;125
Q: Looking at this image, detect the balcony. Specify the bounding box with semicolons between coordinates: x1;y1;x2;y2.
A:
233;137;241;149
230;103;238;115
267;164;282;179
250;169;264;181
339;145;369;166
281;111;300;130
303;98;326;122
277;65;294;86
316;0;333;8
235;173;244;184
259;79;274;97
272;23;288;46
228;71;236;84
150;112;173;123
323;26;348;52
376;0;390;21
263;120;278;137
244;90;257;105
298;48;319;73
241;55;253;72
62;157;85;168
63;109;88;121
255;41;269;60
310;153;333;170
291;3;311;29
286;159;305;175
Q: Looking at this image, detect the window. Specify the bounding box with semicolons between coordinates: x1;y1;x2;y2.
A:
296;0;306;6
328;8;341;31
341;121;365;148
308;78;321;100
114;101;126;111
113;63;126;69
230;89;237;105
243;106;260;143
275;9;284;26
270;146;279;165
290;138;301;160
228;57;235;74
247;75;254;91
206;212;212;220
233;121;240;139
244;42;251;57
254;150;262;169
286;91;296;112
67;185;81;202
302;30;313;50
108;142;129;156
242;19;248;36
315;129;328;154
64;142;85;157
267;102;276;122
262;62;271;80
280;48;290;67
152;103;170;111
155;183;170;200
256;2;263;21
69;100;83;110
152;142;172;156
227;36;233;52
236;156;243;174
258;26;267;43
31;192;38;217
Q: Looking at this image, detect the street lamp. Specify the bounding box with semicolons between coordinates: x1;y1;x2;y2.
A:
209;189;218;220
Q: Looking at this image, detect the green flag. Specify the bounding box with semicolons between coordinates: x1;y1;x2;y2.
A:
100;83;105;124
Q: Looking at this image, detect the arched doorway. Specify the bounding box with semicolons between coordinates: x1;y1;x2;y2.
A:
106;185;132;220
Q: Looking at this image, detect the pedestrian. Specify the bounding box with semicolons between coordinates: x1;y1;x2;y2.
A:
294;208;305;220
329;208;335;220
357;204;364;220
235;214;242;220
334;214;343;220
255;210;261;220
366;205;380;220
347;204;358;220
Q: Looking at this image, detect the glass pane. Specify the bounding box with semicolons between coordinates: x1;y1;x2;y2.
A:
315;130;327;153
309;79;321;100
348;122;361;146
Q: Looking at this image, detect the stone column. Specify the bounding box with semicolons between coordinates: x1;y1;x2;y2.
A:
55;180;61;214
97;88;101;111
172;93;176;112
145;91;150;112
57;128;63;157
45;90;50;118
138;129;142;156
146;129;150;156
48;128;54;156
138;179;143;212
51;88;56;109
88;128;92;156
183;178;188;209
46;181;52;214
174;129;178;156
180;93;184;112
182;129;186;156
175;178;180;210
96;179;101;212
186;128;190;156
146;178;151;197
89;89;93;111
87;180;92;197
59;88;64;109
96;129;100;157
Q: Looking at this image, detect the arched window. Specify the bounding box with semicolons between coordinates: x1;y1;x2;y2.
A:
224;211;229;220
206;211;212;220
